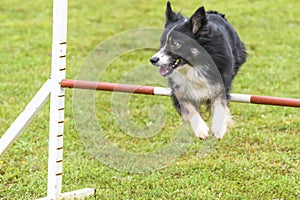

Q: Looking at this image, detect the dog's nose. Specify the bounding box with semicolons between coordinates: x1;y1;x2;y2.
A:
150;57;159;64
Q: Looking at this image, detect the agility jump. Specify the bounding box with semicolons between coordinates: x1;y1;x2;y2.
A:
0;0;300;199
60;79;300;107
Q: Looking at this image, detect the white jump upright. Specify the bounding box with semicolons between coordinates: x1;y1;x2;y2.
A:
47;0;68;198
0;0;95;199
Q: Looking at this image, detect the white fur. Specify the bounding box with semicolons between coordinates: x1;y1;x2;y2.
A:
151;50;171;66
211;104;227;139
171;64;212;102
190;113;209;139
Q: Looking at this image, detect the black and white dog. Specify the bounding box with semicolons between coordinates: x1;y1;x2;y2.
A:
150;1;247;139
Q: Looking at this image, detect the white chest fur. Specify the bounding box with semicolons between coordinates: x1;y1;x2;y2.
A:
169;64;213;102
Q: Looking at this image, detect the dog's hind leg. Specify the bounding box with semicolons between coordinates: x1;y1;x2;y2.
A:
211;96;232;139
180;101;209;139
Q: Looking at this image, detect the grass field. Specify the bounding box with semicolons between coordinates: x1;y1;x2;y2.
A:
1;0;300;199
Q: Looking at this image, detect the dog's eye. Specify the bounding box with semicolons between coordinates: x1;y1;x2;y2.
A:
171;41;181;49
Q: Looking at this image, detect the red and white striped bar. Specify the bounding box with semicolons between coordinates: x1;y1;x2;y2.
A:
61;79;300;108
230;93;300;107
60;79;172;96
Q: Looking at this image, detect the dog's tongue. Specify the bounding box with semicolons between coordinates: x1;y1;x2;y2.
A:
159;66;169;76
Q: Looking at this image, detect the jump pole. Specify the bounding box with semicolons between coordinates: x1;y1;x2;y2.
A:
61;79;300;108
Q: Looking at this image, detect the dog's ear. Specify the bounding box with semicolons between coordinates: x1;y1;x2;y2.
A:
190;6;207;34
165;1;178;23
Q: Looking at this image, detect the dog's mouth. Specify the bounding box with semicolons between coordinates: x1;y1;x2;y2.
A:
159;59;182;77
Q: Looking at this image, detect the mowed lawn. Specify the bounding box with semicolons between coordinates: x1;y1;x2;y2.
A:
0;0;299;199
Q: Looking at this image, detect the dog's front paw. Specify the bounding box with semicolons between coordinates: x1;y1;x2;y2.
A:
212;121;227;140
211;105;228;139
195;123;210;140
190;114;209;139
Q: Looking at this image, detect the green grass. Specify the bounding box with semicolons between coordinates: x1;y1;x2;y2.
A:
1;0;300;199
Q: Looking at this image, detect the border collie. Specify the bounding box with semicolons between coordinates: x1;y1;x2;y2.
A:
150;1;247;139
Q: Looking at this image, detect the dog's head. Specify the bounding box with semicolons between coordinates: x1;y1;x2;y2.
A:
150;1;208;77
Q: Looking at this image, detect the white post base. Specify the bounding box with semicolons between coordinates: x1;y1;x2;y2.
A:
37;188;96;200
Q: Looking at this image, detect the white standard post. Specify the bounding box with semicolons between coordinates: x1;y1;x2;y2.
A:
45;1;95;199
47;0;68;198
